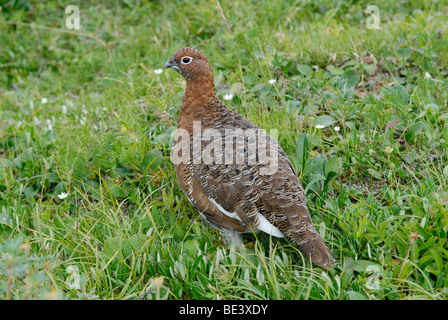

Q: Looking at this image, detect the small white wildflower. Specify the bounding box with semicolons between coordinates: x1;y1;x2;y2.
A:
154;68;163;74
152;276;164;288
46;119;53;131
315;124;326;129
329;52;337;62
385;146;393;154
268;79;276;85
369;149;375;155
334;126;340;132
58;192;69;199
424;72;432;79
276;32;285;39
41;98;48;104
62;105;67;114
223;93;233;100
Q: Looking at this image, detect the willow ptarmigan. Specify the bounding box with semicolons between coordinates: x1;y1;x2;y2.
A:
165;47;336;269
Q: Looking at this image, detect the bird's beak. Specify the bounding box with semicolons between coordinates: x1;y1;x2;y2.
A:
164;59;174;69
164;58;181;74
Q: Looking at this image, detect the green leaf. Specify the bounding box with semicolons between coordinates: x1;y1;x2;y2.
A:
183;239;199;257
297;64;313;76
324;156;340;176
0;213;13;227
429;248;444;271
141;149;164;172
230;82;244;95
388;84;409;105
368;168;383;179
396;47;412;60
46;172;60;183
435;192;448;205
306;154;326;176
123;234;147;257
425;103;440;114
439;113;448;121
99;159;115;170
251;83;265;92
347;290;368;300
110;184;125;198
83;180;101;200
364;63;377;75
24;186;38;199
402;152;417;164
304;173;325;193
286;100;302;112
385;119;405;132
341;257;354;286
314;115;337;128
321;171;337;198
345;121;355;130
296;133;310;170
342;72;360;88
327;65;344;75
409;122;424;136
104;236;124;260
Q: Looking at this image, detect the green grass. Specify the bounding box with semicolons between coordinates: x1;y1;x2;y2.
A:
1;0;448;300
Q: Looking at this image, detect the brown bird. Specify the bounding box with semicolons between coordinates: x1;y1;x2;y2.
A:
164;47;336;269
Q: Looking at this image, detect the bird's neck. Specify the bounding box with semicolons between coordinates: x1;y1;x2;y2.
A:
180;75;215;120
183;74;215;103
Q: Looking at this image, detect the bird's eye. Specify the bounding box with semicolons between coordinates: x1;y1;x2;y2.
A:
181;56;192;64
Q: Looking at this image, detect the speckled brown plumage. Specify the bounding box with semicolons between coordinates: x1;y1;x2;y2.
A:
165;47;336;269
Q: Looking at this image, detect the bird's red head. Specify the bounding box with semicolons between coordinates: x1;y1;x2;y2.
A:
164;47;214;82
